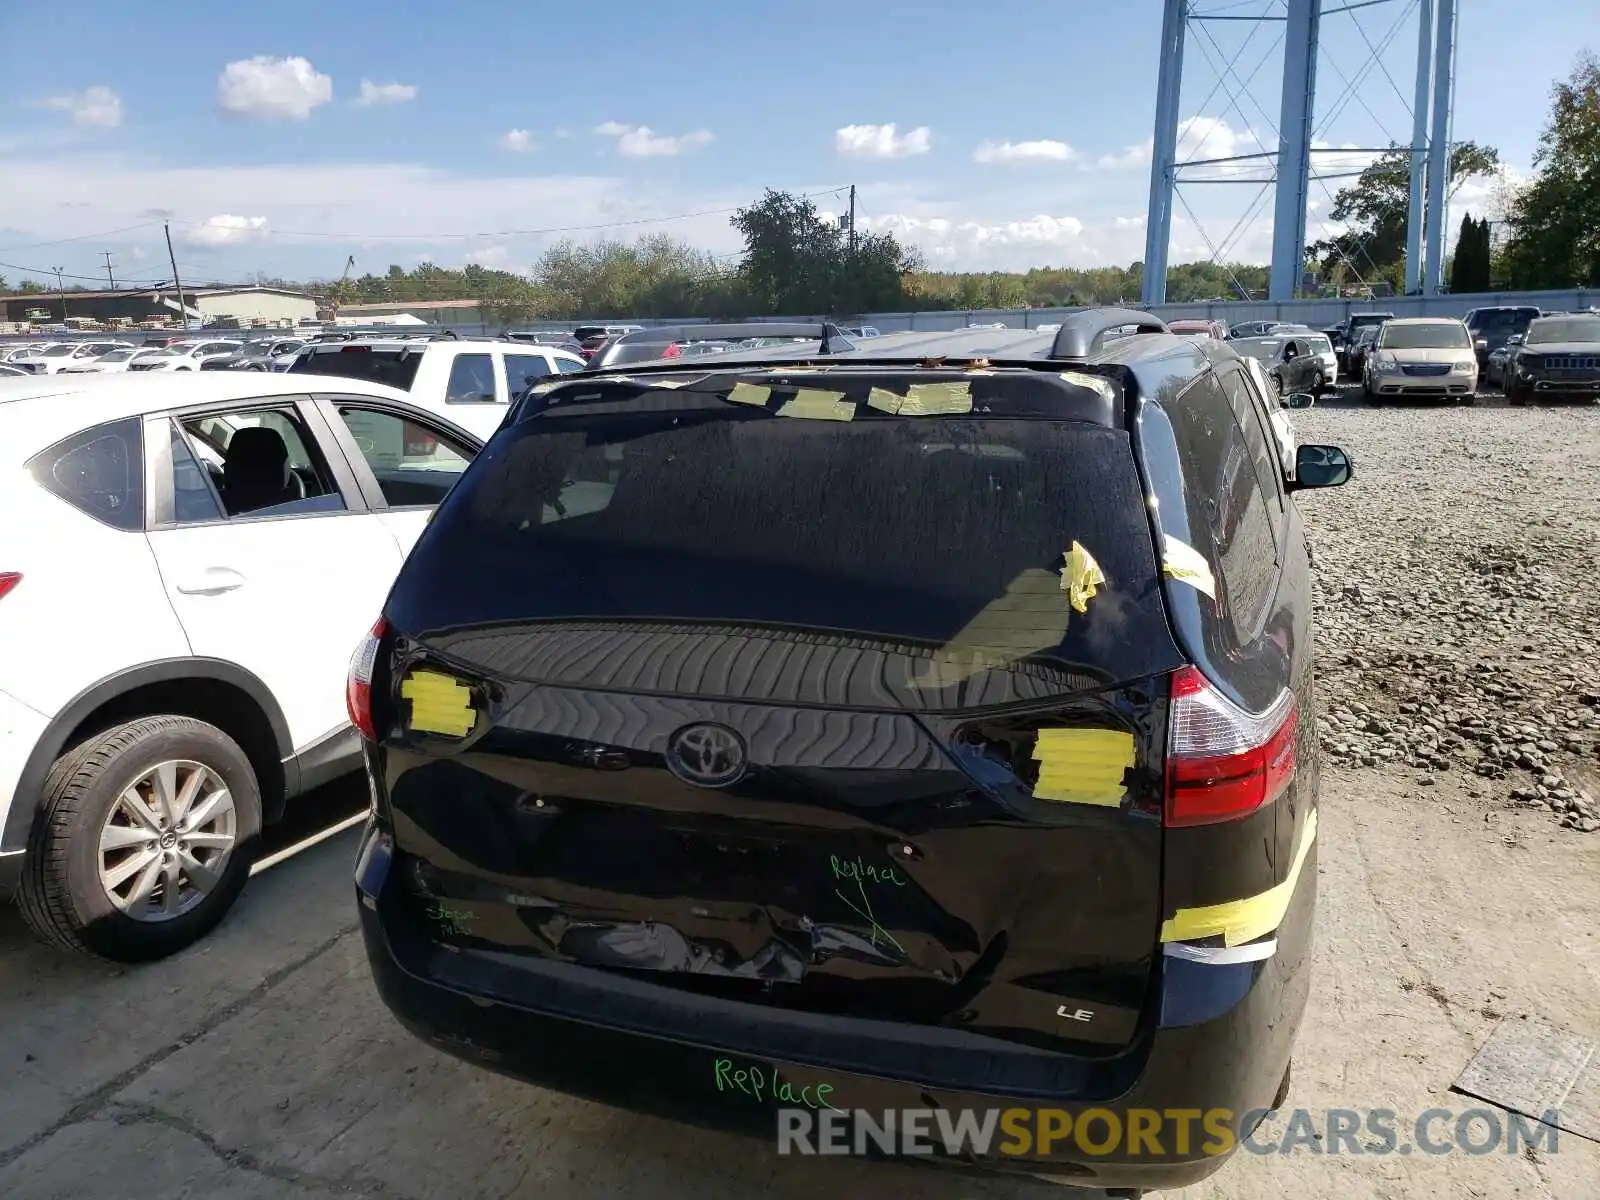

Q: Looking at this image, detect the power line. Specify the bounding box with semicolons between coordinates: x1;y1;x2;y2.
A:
0;221;167;255
0;258;173;286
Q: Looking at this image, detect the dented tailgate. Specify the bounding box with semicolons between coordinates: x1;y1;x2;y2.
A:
370;379;1188;1056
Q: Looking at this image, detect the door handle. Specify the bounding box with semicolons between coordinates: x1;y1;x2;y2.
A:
174;567;246;595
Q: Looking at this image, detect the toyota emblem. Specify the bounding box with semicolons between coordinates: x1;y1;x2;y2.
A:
665;723;747;788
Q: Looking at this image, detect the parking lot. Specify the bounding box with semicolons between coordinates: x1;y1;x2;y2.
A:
1;387;1597;1200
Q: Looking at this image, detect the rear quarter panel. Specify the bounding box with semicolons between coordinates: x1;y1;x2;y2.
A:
0;460;189;717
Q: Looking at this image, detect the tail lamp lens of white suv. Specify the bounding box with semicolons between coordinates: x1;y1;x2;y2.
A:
1165;666;1298;827
0;572;20;602
347;618;387;740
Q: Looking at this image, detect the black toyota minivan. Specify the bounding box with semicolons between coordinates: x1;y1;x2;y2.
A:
350;312;1352;1194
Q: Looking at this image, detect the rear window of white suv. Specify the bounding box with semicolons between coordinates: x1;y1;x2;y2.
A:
289;344;423;389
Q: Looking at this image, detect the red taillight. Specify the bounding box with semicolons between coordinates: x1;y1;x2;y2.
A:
1165;666;1297;827
346;617;388;740
0;572;20;601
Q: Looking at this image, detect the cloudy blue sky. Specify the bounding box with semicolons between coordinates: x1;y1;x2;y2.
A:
0;0;1587;288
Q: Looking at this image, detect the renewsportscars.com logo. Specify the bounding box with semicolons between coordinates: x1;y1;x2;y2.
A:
774;1106;1564;1159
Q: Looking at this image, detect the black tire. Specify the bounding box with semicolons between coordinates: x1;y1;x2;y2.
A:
1363;377;1382;406
1507;380;1528;407
18;715;262;963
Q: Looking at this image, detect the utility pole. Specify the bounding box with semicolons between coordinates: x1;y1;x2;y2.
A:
102;251;117;290
163;222;189;329
847;185;857;256
52;266;67;321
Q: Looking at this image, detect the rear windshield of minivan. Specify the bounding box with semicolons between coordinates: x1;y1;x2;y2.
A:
391;404;1178;701
288;345;422;389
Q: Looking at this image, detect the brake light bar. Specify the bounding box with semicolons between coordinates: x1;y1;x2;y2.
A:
0;572;20;601
346;617;388;740
1165;666;1297;827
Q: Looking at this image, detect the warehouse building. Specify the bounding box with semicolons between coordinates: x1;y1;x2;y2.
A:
0;285;317;328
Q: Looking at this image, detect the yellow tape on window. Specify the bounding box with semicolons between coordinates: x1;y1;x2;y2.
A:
777;388;855;421
1161;534;1216;599
1060;541;1105;613
727;381;772;407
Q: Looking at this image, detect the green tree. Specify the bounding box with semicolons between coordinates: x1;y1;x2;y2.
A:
1308;141;1501;291
731;189;921;316
1503;52;1600;288
533;234;732;318
1450;214;1491;293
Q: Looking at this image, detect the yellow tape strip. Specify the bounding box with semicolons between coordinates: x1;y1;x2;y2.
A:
778;388;855;422
1160;809;1319;946
1060;541;1105;614
902;381;974;415
1161;534;1216;599
1031;728;1135;807
400;670;476;738
727;381;772;407
866;386;904;414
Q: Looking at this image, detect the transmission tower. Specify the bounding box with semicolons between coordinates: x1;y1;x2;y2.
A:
1141;0;1460;305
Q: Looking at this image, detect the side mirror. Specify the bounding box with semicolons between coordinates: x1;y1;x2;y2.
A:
1290;444;1352;491
1283;392;1316;410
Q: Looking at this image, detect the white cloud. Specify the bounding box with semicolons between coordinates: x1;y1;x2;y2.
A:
355;79;417;107
554;127;573;139
216;56;333;120
834;123;932;159
973;139;1075;165
37;86;123;129
595;122;714;158
464;245;510;267
184;214;269;249
870;212;1089;268
500;129;535;152
1097;139;1152;170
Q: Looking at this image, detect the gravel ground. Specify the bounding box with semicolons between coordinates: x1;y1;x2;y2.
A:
1292;395;1600;833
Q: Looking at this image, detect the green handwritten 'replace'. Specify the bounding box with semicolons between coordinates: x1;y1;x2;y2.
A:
830;854;907;887
714;1057;839;1110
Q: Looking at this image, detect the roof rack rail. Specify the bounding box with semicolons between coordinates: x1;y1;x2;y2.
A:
606;321;853;354
1047;307;1170;360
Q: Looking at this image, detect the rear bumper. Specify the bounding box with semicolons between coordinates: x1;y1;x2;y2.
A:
355;821;1314;1189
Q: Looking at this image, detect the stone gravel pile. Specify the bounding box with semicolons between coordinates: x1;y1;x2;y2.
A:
1291;402;1600;832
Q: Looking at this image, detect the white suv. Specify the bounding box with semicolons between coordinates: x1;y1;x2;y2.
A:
0;372;483;961
287;336;585;439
